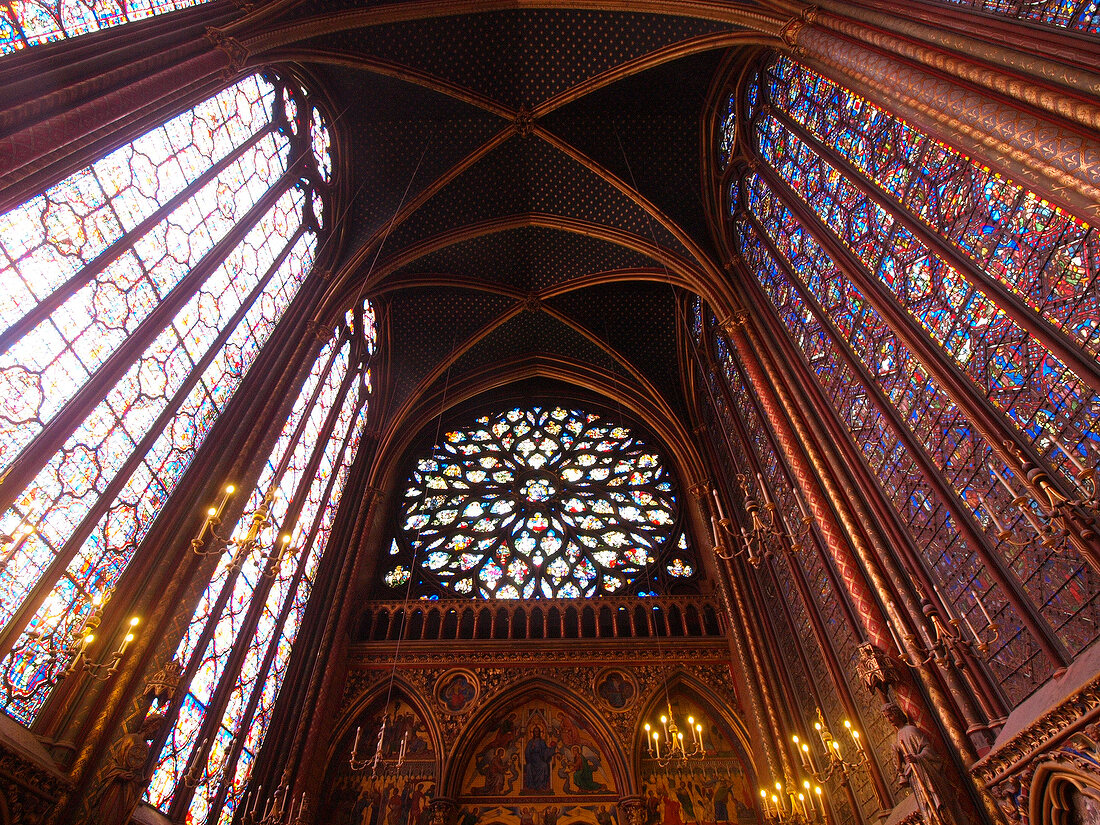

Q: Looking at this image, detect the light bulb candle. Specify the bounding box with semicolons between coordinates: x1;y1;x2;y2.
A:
215;484;235;519
977;492;1008;534
687;717;695;746
961;611;979;642
774;782;784;811
352;726;361;760
760;789;769;817
814;787;824;816
710;516;722;547
799;793;809;819
771;795;780;817
989;463;1020;499
1052;435;1087;476
695;723;703;748
644;723;652;754
814;721;828;751
711;488;727;522
756;472;774;508
653;730;661;759
971;590;994;626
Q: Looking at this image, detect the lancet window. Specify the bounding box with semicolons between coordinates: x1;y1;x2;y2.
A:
385;406;695;599
716;53;1100;702
0;73;331;726
1;0;211;54
930;0;1098;32
146;302;375;824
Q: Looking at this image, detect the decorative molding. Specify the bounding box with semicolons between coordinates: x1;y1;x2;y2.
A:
973;671;1100;786
0;741;69;825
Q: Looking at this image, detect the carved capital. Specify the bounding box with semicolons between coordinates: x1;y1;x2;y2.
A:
780;17;806;48
618;797;647;825
205;27;250;75
306;318;331;342
720;310;749;334
688;480;710;501
429;797;457;825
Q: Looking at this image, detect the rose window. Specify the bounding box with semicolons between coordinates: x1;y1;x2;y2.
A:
387;406;691;598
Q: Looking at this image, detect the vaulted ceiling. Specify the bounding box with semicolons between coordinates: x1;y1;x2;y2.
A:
256;3;786;465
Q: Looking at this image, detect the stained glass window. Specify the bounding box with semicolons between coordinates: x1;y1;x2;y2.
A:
719;53;1100;699
387;406;693;599
1;0;211;54
146;301;375;825
931;0;1098;33
0;73;331;724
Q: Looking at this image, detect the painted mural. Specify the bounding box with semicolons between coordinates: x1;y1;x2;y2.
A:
460;697;619;802
320;696;437;825
640;694;758;825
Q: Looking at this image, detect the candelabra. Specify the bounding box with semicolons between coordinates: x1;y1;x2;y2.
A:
63;592;140;681
191;486;295;576
792;709;865;784
643;707;705;766
759;778;825;825
974;439;1100;567
349;713;409;775
239;784;309;825
887;587;999;668
708;480;812;567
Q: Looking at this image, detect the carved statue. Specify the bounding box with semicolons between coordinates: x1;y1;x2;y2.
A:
882;703;971;825
88;711;167;825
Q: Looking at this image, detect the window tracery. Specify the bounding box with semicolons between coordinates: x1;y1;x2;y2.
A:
1;0;211;54
146;301;375;824
0;74;332;725
717;53;1100;700
386;406;694;599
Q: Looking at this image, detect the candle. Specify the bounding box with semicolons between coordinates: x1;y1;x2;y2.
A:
1053;435;1087;475
352;725;361;758
251;785;262;816
661;715;669;738
710;516;721;547
796;493;810;520
801;742;815;772
972;590;993;625
930;584;956;622
814;721;828;751
961;611;979;642
977;493;1007;534
1019;503;1046;536
653;731;661;759
771;796;780;816
760;790;769;817
814;787;825;816
756;473;773;507
799;793;809;819
711;488;727;521
989;464;1020;499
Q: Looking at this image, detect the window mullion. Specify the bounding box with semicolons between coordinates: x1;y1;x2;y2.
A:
0;163;301;516
169;347;357;821
766;101;1100;398
0;223;308;668
202;374;365;825
0;124;274;356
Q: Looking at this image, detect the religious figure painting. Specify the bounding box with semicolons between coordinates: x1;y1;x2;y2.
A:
456;801;620;825
594;670;636;711
436;671;479;714
320;769;436;825
640;694;758;825
359;698;434;759
461;698;617;800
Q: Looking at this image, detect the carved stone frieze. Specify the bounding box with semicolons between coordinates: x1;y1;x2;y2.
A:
0;739;70;825
974;672;1100;825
